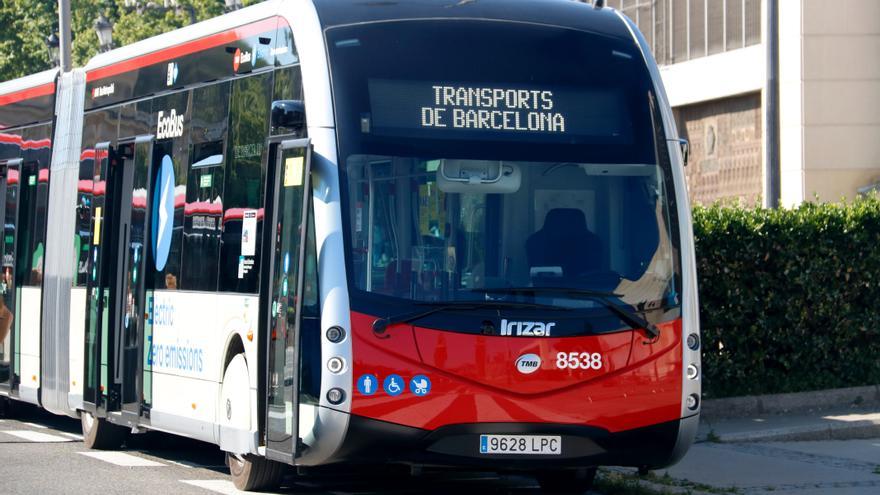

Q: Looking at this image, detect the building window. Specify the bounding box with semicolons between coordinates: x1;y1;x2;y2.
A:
613;0;762;66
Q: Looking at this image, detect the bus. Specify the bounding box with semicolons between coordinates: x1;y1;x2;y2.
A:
0;0;701;491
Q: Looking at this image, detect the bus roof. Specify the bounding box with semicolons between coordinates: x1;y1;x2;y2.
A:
0;69;57;105
312;0;632;40
83;0;283;76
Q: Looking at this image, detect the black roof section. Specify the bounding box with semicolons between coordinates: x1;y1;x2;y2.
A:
312;0;634;41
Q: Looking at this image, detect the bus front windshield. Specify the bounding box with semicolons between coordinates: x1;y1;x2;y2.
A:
328;20;681;313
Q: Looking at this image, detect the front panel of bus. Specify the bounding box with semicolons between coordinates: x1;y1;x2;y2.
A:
326;18;686;467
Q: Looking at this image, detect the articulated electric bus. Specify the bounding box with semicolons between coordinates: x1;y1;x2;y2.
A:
0;0;700;491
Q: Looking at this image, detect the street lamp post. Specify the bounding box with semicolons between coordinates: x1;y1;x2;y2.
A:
94;14;114;53
225;0;243;12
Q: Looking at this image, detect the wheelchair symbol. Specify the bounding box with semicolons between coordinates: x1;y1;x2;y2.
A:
383;374;404;396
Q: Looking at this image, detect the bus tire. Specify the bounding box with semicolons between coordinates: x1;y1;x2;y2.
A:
535;467;597;494
0;396;14;418
80;410;128;450
227;452;285;491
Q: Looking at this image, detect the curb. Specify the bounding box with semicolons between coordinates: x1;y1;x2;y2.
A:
699;415;880;443
701;385;880;420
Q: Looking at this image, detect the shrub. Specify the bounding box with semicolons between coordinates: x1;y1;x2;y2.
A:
693;198;880;398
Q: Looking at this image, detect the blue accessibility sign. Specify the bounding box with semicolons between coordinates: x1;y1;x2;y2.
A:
356;374;378;396
383;374;405;396
409;375;431;396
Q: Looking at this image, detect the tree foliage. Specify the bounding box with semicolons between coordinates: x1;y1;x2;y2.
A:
0;0;264;82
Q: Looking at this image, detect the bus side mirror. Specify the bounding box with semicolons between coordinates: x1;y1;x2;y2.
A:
677;138;689;167
271;100;306;135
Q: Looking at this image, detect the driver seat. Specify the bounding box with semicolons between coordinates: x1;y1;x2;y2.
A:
526;208;604;278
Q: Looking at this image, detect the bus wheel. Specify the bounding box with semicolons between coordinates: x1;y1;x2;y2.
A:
535;467;597;493
80;410;128;450
0;396;14;418
227;452;285;491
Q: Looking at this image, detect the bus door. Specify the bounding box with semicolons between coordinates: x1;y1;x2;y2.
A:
84;138;151;424
262;138;312;463
0;159;21;394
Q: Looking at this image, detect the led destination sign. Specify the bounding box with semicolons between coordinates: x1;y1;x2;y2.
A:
367;79;631;143
423;85;565;133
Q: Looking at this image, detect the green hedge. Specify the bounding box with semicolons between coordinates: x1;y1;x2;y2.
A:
693;198;880;398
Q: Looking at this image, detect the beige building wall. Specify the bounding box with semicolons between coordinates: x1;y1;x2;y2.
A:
797;0;880;202
656;0;880;207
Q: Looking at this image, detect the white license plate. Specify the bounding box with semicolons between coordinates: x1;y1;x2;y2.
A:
479;434;562;455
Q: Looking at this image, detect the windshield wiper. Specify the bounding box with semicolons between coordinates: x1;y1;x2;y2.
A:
471;287;660;339
372;300;566;337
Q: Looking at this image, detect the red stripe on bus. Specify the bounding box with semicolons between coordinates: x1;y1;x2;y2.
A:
87;17;282;83
0;83;55;107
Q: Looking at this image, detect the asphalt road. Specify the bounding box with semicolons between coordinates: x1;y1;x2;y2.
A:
0;403;570;495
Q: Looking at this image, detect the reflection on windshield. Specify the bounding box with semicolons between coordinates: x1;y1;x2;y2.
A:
346;157;679;309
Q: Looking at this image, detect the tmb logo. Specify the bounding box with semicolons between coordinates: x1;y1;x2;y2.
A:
500;319;555;337
92;83;115;98
233;48;252;71
515;353;542;374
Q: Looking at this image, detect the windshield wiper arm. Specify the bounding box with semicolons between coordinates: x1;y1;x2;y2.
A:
471;287;660;339
372;300;566;337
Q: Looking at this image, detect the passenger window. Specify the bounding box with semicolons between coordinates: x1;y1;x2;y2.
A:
273;23;299;67
181;141;225;291
219;73;273;293
76;109;120;287
18;124;53;287
150;91;190;290
271;66;306;137
181;82;230;291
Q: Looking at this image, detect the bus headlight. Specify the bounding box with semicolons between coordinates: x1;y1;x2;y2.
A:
327;388;346;405
686;333;700;350
686;393;700;410
687;364;700;380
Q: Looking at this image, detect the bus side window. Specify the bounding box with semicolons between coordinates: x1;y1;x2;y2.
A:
299;206;320;405
271;66;305;137
218;73;273;293
150;91;191;290
19;123;53;287
180;82;230;291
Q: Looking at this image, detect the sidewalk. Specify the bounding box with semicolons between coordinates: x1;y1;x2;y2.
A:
698;407;880;442
622;405;880;495
604;391;880;495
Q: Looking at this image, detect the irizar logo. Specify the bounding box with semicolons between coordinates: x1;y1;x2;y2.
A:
515;353;542;374
157;109;184;140
500;319;555;337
